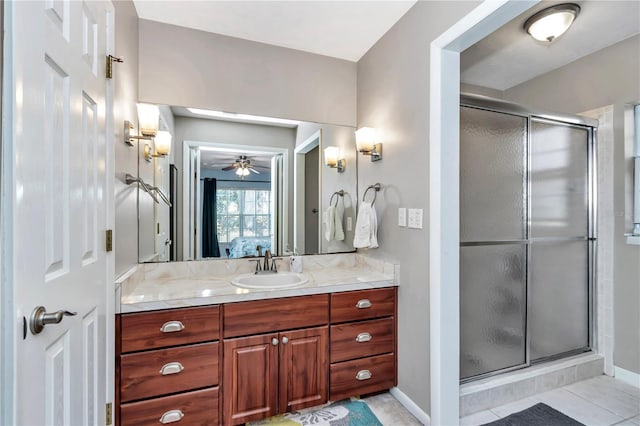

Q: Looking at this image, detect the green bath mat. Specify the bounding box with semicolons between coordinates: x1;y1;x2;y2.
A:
247;400;383;426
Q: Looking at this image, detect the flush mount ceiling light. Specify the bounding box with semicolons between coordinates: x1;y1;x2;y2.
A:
524;3;580;43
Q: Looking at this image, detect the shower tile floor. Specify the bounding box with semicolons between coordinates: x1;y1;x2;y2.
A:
460;375;640;426
362;375;640;425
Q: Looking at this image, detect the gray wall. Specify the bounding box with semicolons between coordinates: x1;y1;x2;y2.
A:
502;35;640;375
138;20;357;127
114;0;140;277
356;1;480;413
174;117;296;260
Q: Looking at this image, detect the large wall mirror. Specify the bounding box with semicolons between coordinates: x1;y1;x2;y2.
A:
137;105;358;263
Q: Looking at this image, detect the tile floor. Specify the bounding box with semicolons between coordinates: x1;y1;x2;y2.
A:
364;375;640;426
461;375;640;426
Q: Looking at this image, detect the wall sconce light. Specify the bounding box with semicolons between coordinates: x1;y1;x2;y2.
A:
124;103;161;146
524;3;580;43
355;127;382;162
136;103;160;136
143;131;173;162
324;147;345;173
154;131;172;157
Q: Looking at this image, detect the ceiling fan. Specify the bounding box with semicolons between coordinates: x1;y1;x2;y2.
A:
222;155;264;176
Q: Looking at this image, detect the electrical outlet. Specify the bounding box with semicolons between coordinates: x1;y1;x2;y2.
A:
398;208;407;227
408;208;423;229
346;216;353;231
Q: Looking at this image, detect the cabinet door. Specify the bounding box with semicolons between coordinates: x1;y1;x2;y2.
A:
223;334;279;425
279;327;328;413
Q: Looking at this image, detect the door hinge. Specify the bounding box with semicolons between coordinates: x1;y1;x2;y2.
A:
105;402;113;425
105;55;123;79
105;230;113;252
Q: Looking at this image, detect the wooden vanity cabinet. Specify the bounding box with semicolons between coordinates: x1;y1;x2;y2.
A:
116;305;221;426
115;287;397;426
329;287;398;401
222;295;329;426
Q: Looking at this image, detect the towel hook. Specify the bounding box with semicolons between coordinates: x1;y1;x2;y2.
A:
330;190;344;207
363;183;381;205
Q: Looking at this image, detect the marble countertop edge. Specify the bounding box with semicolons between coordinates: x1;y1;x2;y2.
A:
119;278;395;313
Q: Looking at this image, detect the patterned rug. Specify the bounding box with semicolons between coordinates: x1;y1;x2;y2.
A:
247;400;383;426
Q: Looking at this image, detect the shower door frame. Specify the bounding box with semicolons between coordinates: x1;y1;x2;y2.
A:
460;94;598;383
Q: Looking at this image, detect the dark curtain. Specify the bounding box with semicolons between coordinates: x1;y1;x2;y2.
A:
202;178;221;257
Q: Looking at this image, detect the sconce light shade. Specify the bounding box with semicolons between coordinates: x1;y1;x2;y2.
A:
154;131;172;157
324;147;339;167
355;127;382;162
524;3;580;43
324;147;345;173
355;127;377;153
137;103;160;136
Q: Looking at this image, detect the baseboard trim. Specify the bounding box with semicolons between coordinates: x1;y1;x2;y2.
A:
615;366;640;389
389;387;430;425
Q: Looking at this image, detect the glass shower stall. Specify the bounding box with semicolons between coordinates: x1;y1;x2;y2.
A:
459;94;597;382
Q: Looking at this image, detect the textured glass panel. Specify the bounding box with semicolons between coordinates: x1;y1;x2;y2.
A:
460;244;526;379
531;121;589;237
530;241;589;361
460;107;526;242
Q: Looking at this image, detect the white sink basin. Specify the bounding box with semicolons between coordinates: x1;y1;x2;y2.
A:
231;272;309;289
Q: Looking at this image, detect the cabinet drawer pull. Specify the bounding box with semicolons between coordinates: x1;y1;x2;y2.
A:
356;299;372;309
159;362;184;376
159;409;184;424
160;321;185;333
355;332;372;343
356;369;372;381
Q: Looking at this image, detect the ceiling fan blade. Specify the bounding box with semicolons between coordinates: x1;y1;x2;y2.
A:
222;164;238;171
249;167;261;174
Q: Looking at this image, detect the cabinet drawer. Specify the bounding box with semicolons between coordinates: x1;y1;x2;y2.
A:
121;342;219;402
120;387;219;426
330;318;395;363
330;353;396;401
224;294;328;338
330;288;395;323
120;306;220;353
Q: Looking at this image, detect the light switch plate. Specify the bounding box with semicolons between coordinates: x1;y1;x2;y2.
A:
408;208;423;229
346;216;353;231
398;208;407;227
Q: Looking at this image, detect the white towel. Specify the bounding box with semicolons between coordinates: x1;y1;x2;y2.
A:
325;205;345;242
325;205;336;241
353;201;378;249
333;206;344;241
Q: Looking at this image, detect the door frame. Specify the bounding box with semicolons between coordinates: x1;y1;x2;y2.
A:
293;130;321;255
181;140;289;260
428;1;540;424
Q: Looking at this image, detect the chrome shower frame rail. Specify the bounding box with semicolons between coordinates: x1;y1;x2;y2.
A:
459;94;598;383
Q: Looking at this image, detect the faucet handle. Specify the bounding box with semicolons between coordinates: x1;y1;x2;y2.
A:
249;259;262;274
271;258;282;272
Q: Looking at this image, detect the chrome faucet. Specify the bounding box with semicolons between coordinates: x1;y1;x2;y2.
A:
263;250;272;271
249;250;280;274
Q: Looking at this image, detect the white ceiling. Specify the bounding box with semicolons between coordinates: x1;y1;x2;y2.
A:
132;0;417;62
461;0;640;91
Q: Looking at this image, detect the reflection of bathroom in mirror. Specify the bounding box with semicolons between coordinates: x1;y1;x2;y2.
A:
137;105;358;263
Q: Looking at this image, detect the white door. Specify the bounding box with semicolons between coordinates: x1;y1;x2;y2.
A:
8;0;113;424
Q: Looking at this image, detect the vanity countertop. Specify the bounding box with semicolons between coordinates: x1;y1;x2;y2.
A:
118;253;398;313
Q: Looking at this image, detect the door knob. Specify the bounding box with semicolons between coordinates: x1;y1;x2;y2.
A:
312;208;319;213
29;306;77;335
